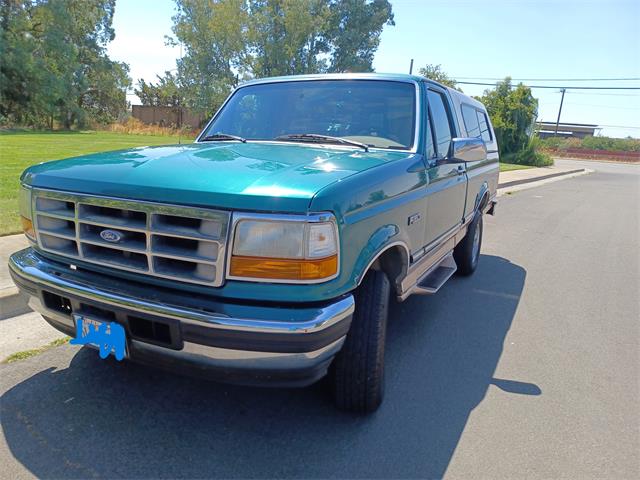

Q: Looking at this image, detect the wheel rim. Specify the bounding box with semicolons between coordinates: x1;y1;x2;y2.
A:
471;219;481;264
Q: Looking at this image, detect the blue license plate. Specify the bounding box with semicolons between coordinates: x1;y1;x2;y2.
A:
71;314;127;361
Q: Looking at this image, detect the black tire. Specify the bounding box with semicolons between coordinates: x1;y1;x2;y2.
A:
454;212;483;276
332;270;390;414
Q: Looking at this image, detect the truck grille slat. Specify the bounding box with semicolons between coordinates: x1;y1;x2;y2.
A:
151;213;223;241
35;197;75;218
32;190;230;287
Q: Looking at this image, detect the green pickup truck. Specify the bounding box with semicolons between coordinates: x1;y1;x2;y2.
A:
10;73;498;413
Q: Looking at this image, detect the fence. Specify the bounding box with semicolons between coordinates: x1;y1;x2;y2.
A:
131;105;206;129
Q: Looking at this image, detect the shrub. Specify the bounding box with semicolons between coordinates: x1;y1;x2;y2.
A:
477;78;538;160
509;137;554;167
539;136;640;152
477;77;553;167
581;136;640;152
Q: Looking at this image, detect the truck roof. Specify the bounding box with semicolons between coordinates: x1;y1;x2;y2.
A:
447;87;487;111
239;72;427;87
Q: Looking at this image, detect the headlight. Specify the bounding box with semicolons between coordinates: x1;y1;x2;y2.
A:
228;214;339;282
18;185;35;242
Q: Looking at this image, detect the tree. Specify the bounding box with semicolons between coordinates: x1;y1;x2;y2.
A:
169;0;248;114
135;72;182;107
80;56;131;125
418;64;459;90
247;0;332;77
0;0;45;124
169;0;395;116
326;0;394;73
0;0;130;128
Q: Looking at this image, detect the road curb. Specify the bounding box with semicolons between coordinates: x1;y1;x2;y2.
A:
0;286;31;320
498;168;585;189
498;168;592;196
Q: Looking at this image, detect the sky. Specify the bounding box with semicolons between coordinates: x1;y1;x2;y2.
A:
107;0;640;138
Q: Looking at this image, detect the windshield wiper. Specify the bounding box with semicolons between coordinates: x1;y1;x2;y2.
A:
274;133;369;151
200;133;247;143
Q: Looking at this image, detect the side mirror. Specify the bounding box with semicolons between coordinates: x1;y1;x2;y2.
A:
447;137;487;163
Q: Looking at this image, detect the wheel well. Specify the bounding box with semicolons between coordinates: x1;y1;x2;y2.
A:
368;244;409;294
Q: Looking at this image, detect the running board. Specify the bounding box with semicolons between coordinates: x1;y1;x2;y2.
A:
413;252;457;295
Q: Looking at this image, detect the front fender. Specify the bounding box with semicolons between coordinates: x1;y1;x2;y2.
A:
352;224;410;286
310;153;427;296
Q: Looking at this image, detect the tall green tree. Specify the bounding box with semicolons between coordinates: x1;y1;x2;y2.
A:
169;0;248;114
327;0;394;73
0;0;130;128
248;0;332;77
0;0;44;124
169;0;394;115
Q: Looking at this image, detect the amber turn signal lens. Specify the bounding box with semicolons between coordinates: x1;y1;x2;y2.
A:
230;254;338;281
20;216;35;241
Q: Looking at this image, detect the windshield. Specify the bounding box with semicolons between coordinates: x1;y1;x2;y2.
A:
200;80;417;150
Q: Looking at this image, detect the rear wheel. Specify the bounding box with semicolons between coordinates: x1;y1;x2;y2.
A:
454;212;483;276
332;270;390;413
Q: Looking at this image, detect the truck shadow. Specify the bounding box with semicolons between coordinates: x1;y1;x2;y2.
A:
1;254;535;479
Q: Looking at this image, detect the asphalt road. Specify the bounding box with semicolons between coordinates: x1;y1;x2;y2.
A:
1;160;638;479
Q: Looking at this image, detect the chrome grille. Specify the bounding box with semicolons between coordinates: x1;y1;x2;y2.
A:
32;190;230;287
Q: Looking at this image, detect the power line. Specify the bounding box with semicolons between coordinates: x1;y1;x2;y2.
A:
564;102;640;110
596;124;640;129
456;81;640;90
454;76;640;82
568;91;640;97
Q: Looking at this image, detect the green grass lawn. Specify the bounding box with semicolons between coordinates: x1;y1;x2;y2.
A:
499;162;535;172
0;131;191;236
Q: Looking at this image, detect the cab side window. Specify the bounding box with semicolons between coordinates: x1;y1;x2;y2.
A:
427;89;453;158
477;110;492;142
461;104;481;138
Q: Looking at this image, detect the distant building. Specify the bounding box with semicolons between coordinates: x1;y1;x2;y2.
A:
536;122;601;139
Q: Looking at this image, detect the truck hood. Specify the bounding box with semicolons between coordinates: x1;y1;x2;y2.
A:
23;142;412;212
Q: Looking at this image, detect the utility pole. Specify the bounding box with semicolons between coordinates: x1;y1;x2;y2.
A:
554;88;566;136
409;59;414;75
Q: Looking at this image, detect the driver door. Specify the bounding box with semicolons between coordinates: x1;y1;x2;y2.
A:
423;86;467;246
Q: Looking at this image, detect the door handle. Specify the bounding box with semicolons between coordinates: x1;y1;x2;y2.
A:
457;164;466;175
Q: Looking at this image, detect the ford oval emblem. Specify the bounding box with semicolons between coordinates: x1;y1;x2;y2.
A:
100;229;123;243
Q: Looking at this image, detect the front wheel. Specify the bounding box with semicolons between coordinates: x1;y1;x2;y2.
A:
454;213;483;276
332;270;390;413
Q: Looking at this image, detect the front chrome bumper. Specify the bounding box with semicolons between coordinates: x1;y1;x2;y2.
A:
9;248;354;386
